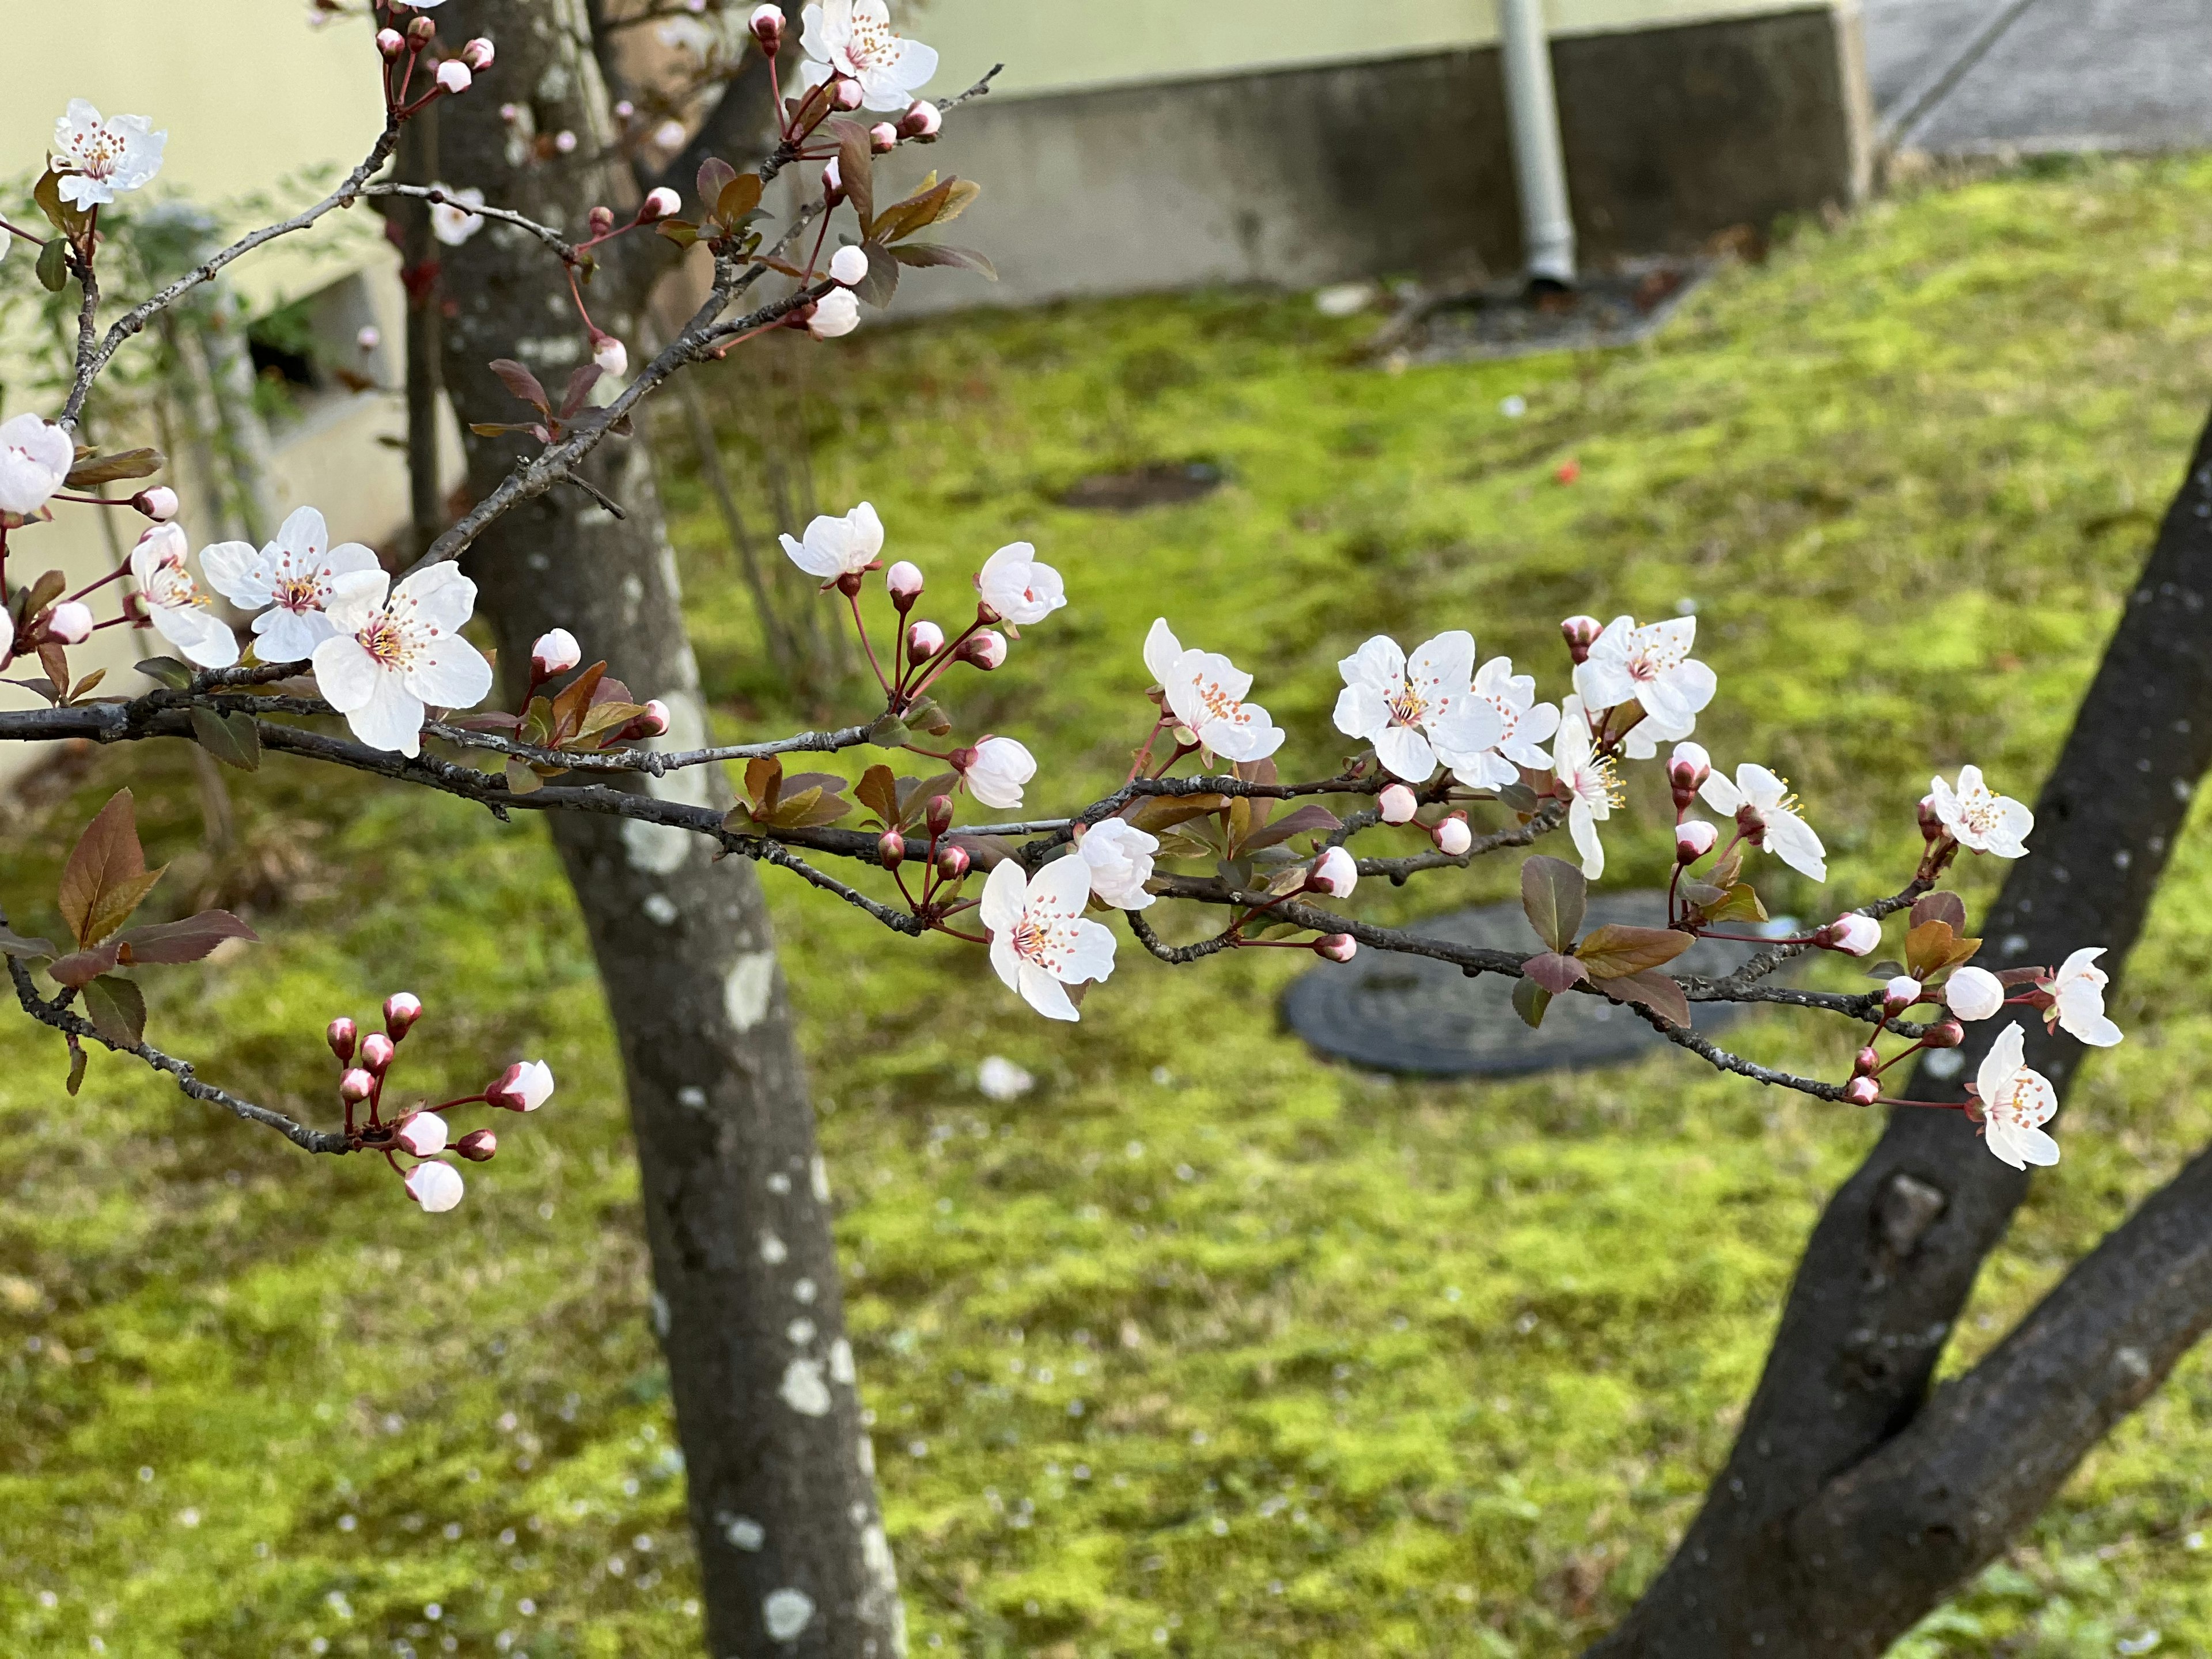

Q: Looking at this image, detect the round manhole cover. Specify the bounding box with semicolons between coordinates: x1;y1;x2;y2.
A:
1281;891;1792;1077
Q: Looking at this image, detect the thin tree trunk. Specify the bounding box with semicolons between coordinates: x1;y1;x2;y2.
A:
1592;406;2212;1653
400;104;445;558
431;5;902;1655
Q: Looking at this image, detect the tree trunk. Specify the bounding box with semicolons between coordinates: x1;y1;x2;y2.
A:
1593;407;2212;1653
431;5;902;1654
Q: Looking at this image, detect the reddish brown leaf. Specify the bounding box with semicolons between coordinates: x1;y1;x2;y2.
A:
114;910;257;966
58;790;166;948
1604;969;1691;1029
1523;952;1590;994
82;974;147;1048
1575;923;1695;980
1520;855;1586;953
48;942;122;988
489;358;550;412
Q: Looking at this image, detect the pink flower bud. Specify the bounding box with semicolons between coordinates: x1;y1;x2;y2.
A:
1668;742;1711;796
1883;975;1923;1014
1944;965;2005;1022
404;1161;465;1213
956;630;1007;670
383;991;423;1039
906;620;945;658
588;205;618;237
935;843;971;882
355;326;381;354
1675;820;1717;863
339;1067;376;1104
612;99;634;122
833;78;864;111
592;334;628;378
137;521;188;566
1918;796;1945;843
457;1128;498;1162
830;244;870;287
406;16;435;47
1308;846;1358;899
1315;934;1358;963
532;628;581;676
898;101;942;139
435;59;473;96
327;1016;358;1065
877;830;905;870
1925;1018;1966;1050
641;185;681;222
634;699;671;738
1822;912;1881;956
377;27;407;58
133;486;179;520
487;1059;555;1112
394;1111;449;1157
1377;784;1417;825
461;36;495;71
924;794;955;836
869;122;899;153
1853;1046;1881;1076
1560;615;1603;662
884;560;923;605
1434;813;1473;857
820;157;844;204
1844;1076;1881;1107
748;2;785;52
361;1032;396;1075
44;602;93;645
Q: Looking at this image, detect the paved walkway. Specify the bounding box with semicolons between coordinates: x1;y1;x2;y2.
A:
1864;0;2212;154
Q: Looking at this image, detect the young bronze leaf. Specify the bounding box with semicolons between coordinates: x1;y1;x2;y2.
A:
22;569;67;617
62;446;165;488
745;755;783;813
48;942;122;989
1124;794;1232;835
1519;855;1587;953
559;364;604;421
856;240;900;308
717;171;764;224
113;910;257;966
932;178;982;226
35;237;68;293
82;975;147;1049
489;358;550;412
1701;884;1768;925
65;1037;87;1097
1524;952;1590;994
1904;918;1965;980
1911;891;1968;934
1605;968;1691;1029
1575;923;1695;980
894;771;961;830
0;927;56;958
696;156;738;213
1679;878;1729;911
1512;976;1552;1029
1708;843;1745;892
856;764;900;827
888;243;998;279
548;661;609;738
1242;804;1343;854
506;756;546;795
58;790;166;948
830;120;874;229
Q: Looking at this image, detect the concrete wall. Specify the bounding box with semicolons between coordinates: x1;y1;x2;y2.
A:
882;3;1872;310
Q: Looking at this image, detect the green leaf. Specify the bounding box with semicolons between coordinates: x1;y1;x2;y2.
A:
1511;976;1551;1029
190;706;262;771
65;1038;86;1097
63;448;165;488
134;657;196;691
1518;855;1586;953
888;242;998;280
33;169;70;233
865;712;911;748
505;756;544;796
1575;923;1695;980
35;237;68;293
1701;884;1769;925
82;975;147;1049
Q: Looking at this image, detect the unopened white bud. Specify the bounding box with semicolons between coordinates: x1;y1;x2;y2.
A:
395;1111;449;1158
1377;783;1417;825
906;620;945;659
592;335;628;377
829;244;869;287
1309;846;1358;899
404;1161;465;1213
435;59;473;95
532;628;581;676
885;561;923;604
376;27;406;58
461;36;495;71
898;100;941;139
134;486;179;521
869;122;898;153
1675;819;1717;862
1434;814;1472;857
641;186;681;222
45;602;93;645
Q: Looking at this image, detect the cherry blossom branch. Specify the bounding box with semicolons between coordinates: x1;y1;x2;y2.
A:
0;905;351;1154
359;181;581;260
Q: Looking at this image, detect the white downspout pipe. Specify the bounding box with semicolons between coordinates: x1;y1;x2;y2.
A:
1497;0;1578;287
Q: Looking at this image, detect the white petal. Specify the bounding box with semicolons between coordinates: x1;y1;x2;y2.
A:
393;562;479;634
1764;811;1827;882
1206;713;1285;762
310;637;383;712
1061;917;1117;985
1735;764;1788;811
198;540;271;609
1572;657;1637;711
988;934;1022;993
1017;961;1080;1021
1372;724;1436;784
1570;801;1604;880
1976;1022;2026;1108
979;858;1027;933
152;604;240;668
2012;1126;2061;1167
1142;619;1182;685
1029;852;1094;915
253;606;337;664
781;527;842;578
274;504;328;561
1337;635;1405;694
323;569;391;628
1407;630;1475;702
346;672;428;757
406;637;495;712
1333;683;1388;742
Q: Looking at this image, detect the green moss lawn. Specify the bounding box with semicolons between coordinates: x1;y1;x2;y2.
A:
10;154;2212;1656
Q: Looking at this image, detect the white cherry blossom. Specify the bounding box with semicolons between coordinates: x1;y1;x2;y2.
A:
1975;1021;2060;1169
429;184;486;247
0;414;74;520
1929;765;2033;858
1550;695;1618;879
796;0;940;111
1699;762;1827;882
1445;656;1561;788
1143;620;1285;763
779;501;882;581
976;542;1066;628
199;505;381;664
1571;615;1716;736
2041;947;2122;1047
310;565;494;757
808;289;861;339
961;735;1035;810
131;525;238;669
981;855;1115;1022
1333;631;1501;784
52;100;166;209
1078;819;1158;910
1944;965;2004;1021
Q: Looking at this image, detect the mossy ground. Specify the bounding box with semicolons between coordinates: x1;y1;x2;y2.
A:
9;154;2212;1656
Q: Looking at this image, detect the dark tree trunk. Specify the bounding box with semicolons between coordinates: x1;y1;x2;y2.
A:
430;5;902;1654
1593;408;2212;1653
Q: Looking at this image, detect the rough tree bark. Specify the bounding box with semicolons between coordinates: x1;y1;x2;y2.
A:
431;5;902;1655
1593;406;2212;1654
